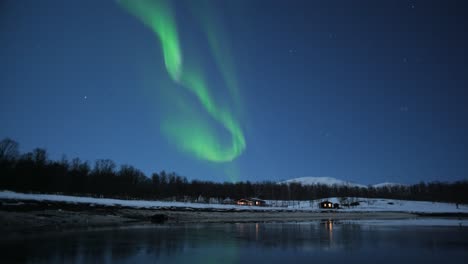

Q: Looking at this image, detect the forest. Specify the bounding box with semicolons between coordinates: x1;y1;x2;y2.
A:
1;138;467;204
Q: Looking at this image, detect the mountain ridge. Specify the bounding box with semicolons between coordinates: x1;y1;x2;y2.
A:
281;177;405;188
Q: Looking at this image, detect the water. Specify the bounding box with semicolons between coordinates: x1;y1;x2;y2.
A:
2;220;467;263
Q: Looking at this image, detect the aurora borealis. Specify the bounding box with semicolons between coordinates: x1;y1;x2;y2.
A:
2;0;468;185
118;0;245;163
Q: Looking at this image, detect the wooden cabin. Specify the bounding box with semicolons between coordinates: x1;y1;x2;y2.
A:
236;198;266;206
250;198;266;206
319;201;333;209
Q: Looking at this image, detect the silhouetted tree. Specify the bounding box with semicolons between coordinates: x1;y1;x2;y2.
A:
0;137;467;204
0;138;19;161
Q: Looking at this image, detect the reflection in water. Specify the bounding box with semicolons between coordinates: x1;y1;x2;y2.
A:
325;219;333;244
1;221;467;263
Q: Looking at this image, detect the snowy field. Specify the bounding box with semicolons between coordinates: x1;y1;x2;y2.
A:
1;190;467;213
266;197;468;213
0;190;277;211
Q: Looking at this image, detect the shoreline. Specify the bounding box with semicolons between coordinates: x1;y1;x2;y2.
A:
2;199;467;239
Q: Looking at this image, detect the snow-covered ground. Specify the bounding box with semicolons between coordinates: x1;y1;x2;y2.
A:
0;191;274;211
1;190;467;213
267;197;468;213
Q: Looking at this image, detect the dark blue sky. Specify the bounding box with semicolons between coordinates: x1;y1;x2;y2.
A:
1;0;467;185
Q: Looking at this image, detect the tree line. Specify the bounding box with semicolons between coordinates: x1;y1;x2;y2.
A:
0;138;467;204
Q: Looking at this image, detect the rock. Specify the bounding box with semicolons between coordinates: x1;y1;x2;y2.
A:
150;214;168;223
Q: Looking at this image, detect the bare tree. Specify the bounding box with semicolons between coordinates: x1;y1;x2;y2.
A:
32;148;48;165
93;159;116;174
0;138;19;161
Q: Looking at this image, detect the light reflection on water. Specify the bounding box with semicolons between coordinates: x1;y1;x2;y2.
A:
1;220;468;263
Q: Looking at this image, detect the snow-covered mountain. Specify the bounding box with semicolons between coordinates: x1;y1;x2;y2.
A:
281;177;404;189
281;177;367;188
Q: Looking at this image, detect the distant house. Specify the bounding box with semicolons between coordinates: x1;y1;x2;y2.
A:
333;203;340;209
237;199;251;206
236;198;266;206
319;201;333;209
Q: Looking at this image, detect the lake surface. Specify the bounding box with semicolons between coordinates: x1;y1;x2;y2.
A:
2;220;468;263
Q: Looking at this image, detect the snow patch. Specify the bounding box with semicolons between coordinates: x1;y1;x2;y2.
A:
1;191;467;214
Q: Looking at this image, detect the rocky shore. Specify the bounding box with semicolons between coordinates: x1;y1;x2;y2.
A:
0;199;441;238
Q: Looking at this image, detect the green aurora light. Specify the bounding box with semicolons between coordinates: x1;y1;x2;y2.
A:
118;0;246;163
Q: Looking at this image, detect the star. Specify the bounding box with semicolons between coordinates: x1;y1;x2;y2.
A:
84;96;87;100
320;130;331;137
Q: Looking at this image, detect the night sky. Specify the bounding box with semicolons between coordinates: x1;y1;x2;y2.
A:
1;0;467;185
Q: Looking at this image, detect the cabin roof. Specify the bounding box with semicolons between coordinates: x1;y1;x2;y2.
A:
237;198;265;202
249;198;266;202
